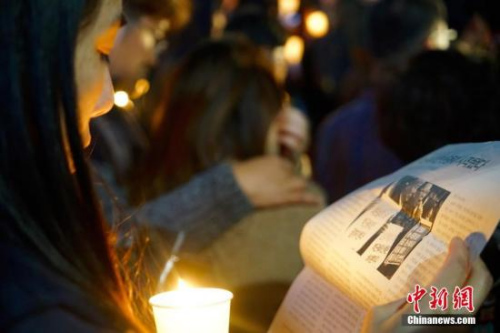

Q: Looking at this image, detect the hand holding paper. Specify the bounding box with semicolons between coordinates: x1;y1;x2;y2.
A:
363;237;493;333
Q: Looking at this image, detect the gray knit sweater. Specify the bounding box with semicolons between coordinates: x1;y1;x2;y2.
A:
93;162;253;253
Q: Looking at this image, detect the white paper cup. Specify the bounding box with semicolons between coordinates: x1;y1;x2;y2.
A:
149;288;233;333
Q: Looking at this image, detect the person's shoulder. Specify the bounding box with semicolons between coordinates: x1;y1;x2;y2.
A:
0;242;124;332
319;90;376;132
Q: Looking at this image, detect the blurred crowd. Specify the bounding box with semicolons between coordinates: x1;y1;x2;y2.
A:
85;0;500;331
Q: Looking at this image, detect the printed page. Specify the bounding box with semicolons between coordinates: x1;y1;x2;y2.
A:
269;267;367;333
300;142;500;308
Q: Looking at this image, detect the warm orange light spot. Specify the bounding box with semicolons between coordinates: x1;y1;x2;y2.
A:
305;11;329;38
279;0;300;16
284;36;304;65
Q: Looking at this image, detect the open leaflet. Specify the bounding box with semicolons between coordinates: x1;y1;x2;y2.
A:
270;142;500;332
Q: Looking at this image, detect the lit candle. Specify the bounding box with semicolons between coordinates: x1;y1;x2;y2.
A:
149;280;233;333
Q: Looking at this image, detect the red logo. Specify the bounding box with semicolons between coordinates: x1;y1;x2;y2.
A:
429;286;449;311
406;285;474;313
453;286;474;313
407;284;427;313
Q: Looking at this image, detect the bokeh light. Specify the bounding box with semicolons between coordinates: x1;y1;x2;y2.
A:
132;79;151;99
212;10;227;36
284;35;305;65
305;11;329;38
428;21;454;50
279;0;300;16
114;91;130;108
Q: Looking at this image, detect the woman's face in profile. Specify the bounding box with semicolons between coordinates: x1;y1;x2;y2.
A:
74;0;122;147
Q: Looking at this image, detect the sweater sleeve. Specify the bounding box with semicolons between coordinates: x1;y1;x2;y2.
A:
93;162;254;253
135;163;254;252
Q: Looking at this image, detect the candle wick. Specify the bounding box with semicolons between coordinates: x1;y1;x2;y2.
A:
157;231;185;292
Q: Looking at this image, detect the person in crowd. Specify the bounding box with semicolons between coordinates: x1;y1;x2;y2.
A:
223;0;312;172
89;0;319;257
130;39;323;319
377;50;500;169
90;0;191;181
0;0;493;332
0;0;149;330
224;0;287;82
110;0;191;92
314;0;448;203
299;0;372;135
131;37;288;199
90;1;317;324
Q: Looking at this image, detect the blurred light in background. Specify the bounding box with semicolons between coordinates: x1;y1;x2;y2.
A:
305;11;329;38
114;91;130;108
272;47;288;82
131;78;151;99
279;0;301;16
301;154;312;179
448;29;458;41
212;10;227;37
221;0;238;12
140;30;156;51
157;19;170;38
427;21;456;50
284;35;305;65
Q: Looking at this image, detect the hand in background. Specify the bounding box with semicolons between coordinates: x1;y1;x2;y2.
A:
277;105;310;156
232;155;322;208
364;237;493;333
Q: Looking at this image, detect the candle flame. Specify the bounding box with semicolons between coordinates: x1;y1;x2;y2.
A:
178;278;191;290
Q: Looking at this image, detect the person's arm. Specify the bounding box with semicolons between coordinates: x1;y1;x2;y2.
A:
94;161;251;252
94;156;322;253
136;156;322;253
135;163;252;253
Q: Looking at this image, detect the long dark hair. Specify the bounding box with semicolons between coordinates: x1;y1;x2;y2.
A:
0;0;143;330
131;37;284;203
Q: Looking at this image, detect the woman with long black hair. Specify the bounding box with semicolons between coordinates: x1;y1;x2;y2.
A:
0;0;146;331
